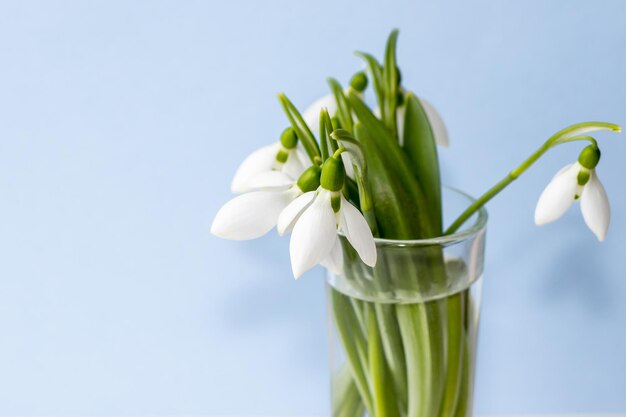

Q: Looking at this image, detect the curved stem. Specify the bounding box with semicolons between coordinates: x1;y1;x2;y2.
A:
445;122;620;235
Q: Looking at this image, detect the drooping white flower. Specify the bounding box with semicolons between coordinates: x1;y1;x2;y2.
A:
212;166;321;241
534;150;610;241
277;157;377;278
230;128;309;193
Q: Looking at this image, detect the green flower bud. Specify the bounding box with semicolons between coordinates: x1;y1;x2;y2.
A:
350;71;368;92
275;149;289;164
578;145;601;169
320;157;345;192
331;116;341;130
577;168;591;186
280;127;298;149
296;165;321;192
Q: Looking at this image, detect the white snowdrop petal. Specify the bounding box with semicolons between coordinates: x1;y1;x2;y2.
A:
211;190;292;240
289;191;337;278
246;171;294;190
231;143;280;193
339;196;377;267
277;191;316;235
341;152;355;179
420;98;449;147
321;236;344;276
282;149;308;180
580;172;610;241
303;95;338;132
534;163;579;226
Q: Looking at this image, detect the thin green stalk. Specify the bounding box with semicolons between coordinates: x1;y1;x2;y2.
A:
438;294;465;417
397;303;432;417
331;289;374;414
445;122;620;235
453;291;473;417
332;365;354;416
351;298;368;337
374;303;408;411
368;303;398;417
333;369;363;417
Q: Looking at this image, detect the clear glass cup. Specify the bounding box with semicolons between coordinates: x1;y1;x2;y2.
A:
327;187;487;417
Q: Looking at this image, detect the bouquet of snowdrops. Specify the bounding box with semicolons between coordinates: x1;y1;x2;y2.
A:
211;29;619;417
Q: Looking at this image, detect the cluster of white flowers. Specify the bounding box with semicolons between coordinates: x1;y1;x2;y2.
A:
211;96;381;278
212;93;614;279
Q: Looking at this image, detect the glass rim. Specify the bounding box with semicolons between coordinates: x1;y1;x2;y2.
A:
347;186;488;247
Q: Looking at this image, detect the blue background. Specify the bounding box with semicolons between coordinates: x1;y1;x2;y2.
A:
0;0;625;415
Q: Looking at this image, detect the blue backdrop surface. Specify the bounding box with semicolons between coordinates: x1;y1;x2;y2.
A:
0;0;625;415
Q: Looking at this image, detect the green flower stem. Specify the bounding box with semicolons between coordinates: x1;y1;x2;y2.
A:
397;303;432;417
332;365;354;416
331;289;374;414
333;369;364;417
366;256;408;412
374;303;408;411
445;122;620;235
438;294;465;417
426;301;447;416
368;303;398;417
351;298;368;336
453;291;473;417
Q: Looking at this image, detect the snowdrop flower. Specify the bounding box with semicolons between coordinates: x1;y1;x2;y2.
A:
277;154;377;278
230;128;309;193
535;145;610;241
211;165;321;240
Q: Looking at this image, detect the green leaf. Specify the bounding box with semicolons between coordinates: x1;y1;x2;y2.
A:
277;93;320;161
382;29;400;139
354;122;429;239
347;91;396;149
319;108;331;160
403;92;443;235
327;78;354;135
355;51;384;117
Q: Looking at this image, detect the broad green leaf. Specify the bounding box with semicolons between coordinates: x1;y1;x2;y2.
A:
403;92;443;235
347;91;397;149
354;122;437;239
